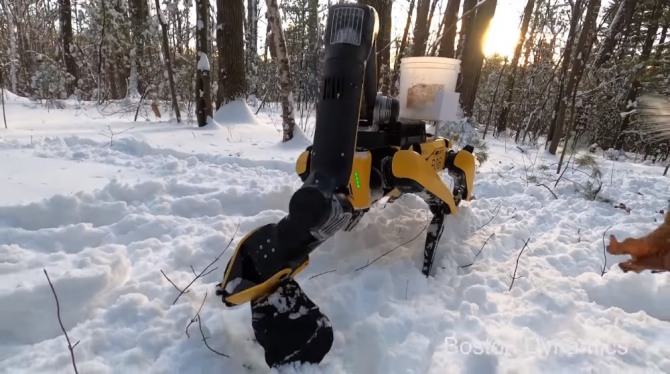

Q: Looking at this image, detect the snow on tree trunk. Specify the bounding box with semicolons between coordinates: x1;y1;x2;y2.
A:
594;0;636;68
265;0;297;142
155;0;181;123
216;0;246;108
246;0;259;96
195;0;213;127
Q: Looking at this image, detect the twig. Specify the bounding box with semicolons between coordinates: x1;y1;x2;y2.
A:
43;269;79;374
476;202;502;231
198;313;229;357
460;233;495;268
536;183;558;199
186;292;208;338
509;238;531;291
161;270;189;294
355;223;429;272
166;224;239;305
601;225;613;276
309;269;337;280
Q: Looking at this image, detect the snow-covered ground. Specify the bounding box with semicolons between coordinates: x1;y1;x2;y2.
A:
1;93;669;374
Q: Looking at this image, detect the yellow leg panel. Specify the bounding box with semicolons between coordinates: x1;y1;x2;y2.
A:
453;150;476;201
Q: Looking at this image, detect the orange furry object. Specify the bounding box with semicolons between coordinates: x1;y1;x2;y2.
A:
607;212;670;273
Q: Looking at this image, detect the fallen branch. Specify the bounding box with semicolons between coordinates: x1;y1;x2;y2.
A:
509;238;531;291
460;233;495;268
44;269;79;374
355;223;429;272
309;269;337;280
198;313;229;357
476;202;502;231
601;225;613;276
161;269;189;294
185;292;208;338
536;183;558;199
162;224;239;305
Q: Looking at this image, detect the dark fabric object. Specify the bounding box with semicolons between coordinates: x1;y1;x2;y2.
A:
250;277;334;368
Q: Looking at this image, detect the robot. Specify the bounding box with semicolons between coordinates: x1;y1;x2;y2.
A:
216;3;477;368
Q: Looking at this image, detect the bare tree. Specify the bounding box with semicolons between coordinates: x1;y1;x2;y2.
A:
391;0;415;95
360;0;393;94
216;0;246;108
155;0;181;122
437;0;461;58
266;0;297;142
58;0;77;97
411;0;431;56
494;0;535;134
195;0;213;126
593;0;637;68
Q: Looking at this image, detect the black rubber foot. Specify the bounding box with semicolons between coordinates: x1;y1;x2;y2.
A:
250;277;334;368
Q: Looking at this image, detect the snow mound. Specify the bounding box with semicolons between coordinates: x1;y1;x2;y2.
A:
213;99;260;126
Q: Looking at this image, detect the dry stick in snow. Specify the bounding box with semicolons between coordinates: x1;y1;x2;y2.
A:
43;269;80;374
601;225;613;276
99;125;135;146
355;223;430;272
476;202;502;231
460;233;495;268
162;224;239;305
509;238;531;291
185;291;208;338
198;313;229;357
309;269;337;280
536;183;558;199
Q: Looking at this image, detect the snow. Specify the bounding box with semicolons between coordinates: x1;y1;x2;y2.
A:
197;52;210;71
1;93;669;373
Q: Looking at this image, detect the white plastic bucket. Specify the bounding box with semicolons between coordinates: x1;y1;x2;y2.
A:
397;57;461;121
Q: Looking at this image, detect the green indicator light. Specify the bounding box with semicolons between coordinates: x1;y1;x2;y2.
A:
354;172;361;189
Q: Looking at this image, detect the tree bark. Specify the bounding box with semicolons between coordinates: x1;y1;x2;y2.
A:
246;0;259;96
457;0;497;118
437;0;461;58
593;0;636;68
195;0;213;127
548;0;601;155
266;0;297;142
155;0;181;122
128;0;149;97
216;0;246;108
58;0;78;97
411;0;431;56
360;0;393;94
391;0;415;95
494;0;534;134
455;0;476;60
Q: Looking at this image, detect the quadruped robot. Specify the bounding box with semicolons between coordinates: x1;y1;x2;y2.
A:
216;3;477;368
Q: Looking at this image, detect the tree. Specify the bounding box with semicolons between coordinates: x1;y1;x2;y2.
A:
411;0;431;56
58;0;77;97
216;0;246;108
359;0;393;94
266;0;297;142
391;0;415;95
155;0;181;122
195;0;213;126
437;0;461;58
494;0;535;134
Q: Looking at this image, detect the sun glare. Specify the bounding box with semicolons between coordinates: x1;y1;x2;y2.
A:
483;16;519;59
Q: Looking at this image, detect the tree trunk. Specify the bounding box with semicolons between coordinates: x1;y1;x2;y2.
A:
58;0;77;97
155;0;181;122
246;0;259;96
494;0;534;134
457;0;497;118
195;0;213;127
411;0;431;56
549;0;601;155
128;0;149;98
455;0;476;60
216;0;246;108
360;0;393;94
391;0;415;95
266;0;297;142
483;58;507;139
593;0;636;68
437;0;461;58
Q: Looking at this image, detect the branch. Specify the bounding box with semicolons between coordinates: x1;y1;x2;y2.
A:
161;270;189;294
164;224;239;305
509;238;531;291
601;225;613;276
536;183;558;199
198;313;229;357
460;233;495;268
355;223;430;272
476;202;502;231
43;269;79;374
309;269;337;280
185;292;208;338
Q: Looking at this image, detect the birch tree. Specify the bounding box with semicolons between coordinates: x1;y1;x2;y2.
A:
195;0;213;126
